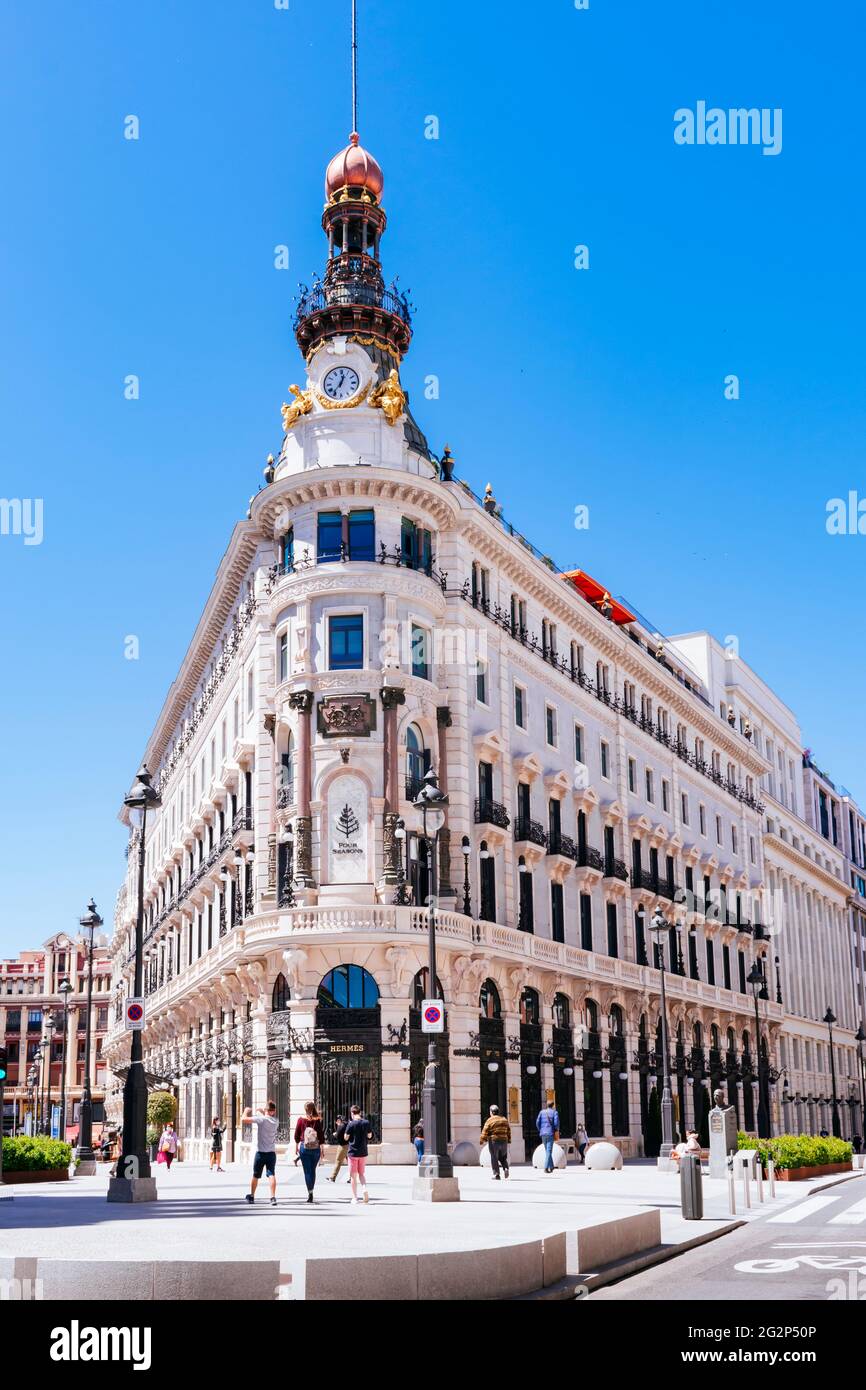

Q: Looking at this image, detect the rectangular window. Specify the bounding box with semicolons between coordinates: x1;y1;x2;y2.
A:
681;792;689;825
411;624;430;680
705;936;716;985
645;769;654;804
317;510;343;563
715;814;722;844
514;685;526;729
282;527;294;573
545;705;557;747
551;883;565;944
628;758;636;793
328;614;364;670
749;835;756;864
348;508;375;562
574;724;584;763
606;902;618;958
662;779;670;812
247;669;254;721
476;660;488;705
601;741;610;779
402;517;433;572
278;632;288;684
580;894;593;951
699;804;706;836
731;824;738;855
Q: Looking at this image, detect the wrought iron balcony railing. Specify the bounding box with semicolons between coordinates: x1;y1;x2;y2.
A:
514;818;548;848
294;279;412;328
603;857;630;882
474;797;511;830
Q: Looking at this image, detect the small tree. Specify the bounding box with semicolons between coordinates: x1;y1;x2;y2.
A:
645;1085;662;1157
146;1091;177;1129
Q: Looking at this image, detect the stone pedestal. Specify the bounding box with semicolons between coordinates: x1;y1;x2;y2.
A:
708;1097;738;1178
412;1175;460;1202
107;1176;158;1203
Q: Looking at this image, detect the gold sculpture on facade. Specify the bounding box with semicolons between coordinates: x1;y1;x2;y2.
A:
281;384;313;432
368;369;406;426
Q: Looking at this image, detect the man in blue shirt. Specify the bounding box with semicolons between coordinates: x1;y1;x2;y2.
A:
536;1100;560;1173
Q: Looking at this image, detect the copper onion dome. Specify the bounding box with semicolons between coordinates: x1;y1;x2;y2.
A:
325;131;384;201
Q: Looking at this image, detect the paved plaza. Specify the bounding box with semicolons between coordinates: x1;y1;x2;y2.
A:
0;1158;838;1267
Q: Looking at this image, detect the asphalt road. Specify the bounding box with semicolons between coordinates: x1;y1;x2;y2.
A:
590;1173;866;1301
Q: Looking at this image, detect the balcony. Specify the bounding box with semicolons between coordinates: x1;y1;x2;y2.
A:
603;857;630;884
405;775;426;802
474;798;510;831
547;833;578;883
514;818;548;848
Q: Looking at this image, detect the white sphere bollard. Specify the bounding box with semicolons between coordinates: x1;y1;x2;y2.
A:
479;1143;492;1168
532;1143;568;1170
451;1141;480;1167
584;1141;623;1171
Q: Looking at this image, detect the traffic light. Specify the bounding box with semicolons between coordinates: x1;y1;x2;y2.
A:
0;1045;7;1083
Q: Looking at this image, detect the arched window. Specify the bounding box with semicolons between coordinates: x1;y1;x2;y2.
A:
639;1012;648;1040
406;724;429;798
412;968;444;1009
586;998;599;1033
693;1022;703;1047
479;979;501;1019
727;1027;737;1053
610;1004;624;1037
742;1029;751;1056
317;965;380;1010
272;973;290;1012
520;987;540;1026
553;993;571;1030
711;1024;721;1052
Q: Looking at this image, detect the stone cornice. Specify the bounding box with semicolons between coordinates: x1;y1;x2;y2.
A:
268;564;448;622
252;467;459;536
763;832;852;901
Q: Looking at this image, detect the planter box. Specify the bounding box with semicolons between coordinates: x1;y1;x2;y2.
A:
2;1168;70;1184
773;1161;852;1182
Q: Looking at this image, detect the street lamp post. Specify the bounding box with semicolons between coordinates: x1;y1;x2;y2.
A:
855;1023;866;1144
109;763;161;1203
57;979;72;1141
824;1007;842;1140
41;1020;56;1134
747;961;772;1138
26;1067;38;1136
412;769;459;1201
647;909;675;1162
77;900;102;1173
461;834;472;916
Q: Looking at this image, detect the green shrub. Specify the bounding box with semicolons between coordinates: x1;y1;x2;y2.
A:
146;1092;177;1128
2;1136;72;1173
737;1131;852;1170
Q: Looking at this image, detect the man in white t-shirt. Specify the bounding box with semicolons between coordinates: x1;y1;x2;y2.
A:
242;1102;280;1206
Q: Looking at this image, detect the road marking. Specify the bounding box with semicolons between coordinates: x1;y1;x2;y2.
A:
765;1195;841;1224
829;1197;866;1225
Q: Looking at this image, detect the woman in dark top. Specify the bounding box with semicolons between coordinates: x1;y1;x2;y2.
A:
293;1101;326;1203
413;1121;424;1163
210;1118;226;1172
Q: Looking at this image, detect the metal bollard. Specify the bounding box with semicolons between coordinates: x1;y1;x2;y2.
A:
680;1152;703;1220
741;1160;751;1209
767;1158;775;1200
756;1163;764;1203
727;1167;737;1215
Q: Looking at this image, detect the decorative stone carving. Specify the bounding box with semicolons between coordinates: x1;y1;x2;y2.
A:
317;693;376;737
380;687;406;712
294;815;315;887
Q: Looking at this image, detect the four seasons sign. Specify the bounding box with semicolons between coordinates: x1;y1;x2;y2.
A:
326;775;369;883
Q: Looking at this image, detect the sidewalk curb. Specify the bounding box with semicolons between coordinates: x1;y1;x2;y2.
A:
514;1221;745;1301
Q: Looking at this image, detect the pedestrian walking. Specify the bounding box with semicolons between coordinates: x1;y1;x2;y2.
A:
536;1099;560;1173
294;1101;326;1204
413;1121;424;1163
157;1122;178;1170
209;1117;226;1171
344;1104;373;1204
574;1123;588;1165
108;1128;123;1177
327;1114;350;1183
479;1104;511;1180
242;1101;279;1206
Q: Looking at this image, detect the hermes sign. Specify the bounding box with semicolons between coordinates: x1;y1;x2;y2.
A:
317;694;376;738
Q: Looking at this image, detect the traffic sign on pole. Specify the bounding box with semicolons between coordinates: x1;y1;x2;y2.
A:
421;1000;444;1033
125;998;145;1031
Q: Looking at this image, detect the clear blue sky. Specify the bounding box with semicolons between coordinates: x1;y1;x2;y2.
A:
1;0;864;955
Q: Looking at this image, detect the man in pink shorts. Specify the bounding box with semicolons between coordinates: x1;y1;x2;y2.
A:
344;1104;373;1204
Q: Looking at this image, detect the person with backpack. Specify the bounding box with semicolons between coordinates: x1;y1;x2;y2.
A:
327;1114;350;1183
293;1100;326;1203
344;1104;373;1204
535;1099;560;1173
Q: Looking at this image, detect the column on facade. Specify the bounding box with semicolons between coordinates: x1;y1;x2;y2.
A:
380;685;405;887
379;994;413;1162
288;690;315;893
436;706;454;899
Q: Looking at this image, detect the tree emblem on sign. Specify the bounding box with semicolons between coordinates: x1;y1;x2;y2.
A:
337;804;360;840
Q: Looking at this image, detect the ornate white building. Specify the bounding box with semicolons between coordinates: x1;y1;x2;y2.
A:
103;129;863;1163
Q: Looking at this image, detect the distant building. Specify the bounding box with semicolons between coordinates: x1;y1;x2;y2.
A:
0;933;112;1138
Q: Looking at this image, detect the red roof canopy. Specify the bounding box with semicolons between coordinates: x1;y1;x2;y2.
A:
561;569;635;626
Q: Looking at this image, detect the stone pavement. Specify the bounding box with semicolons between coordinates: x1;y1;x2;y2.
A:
0;1158;831;1267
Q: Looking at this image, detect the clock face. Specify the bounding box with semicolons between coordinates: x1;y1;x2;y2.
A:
323;366;361;401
